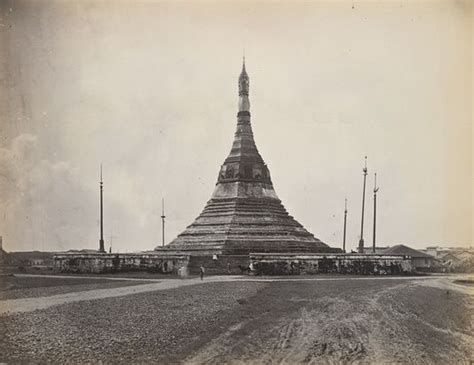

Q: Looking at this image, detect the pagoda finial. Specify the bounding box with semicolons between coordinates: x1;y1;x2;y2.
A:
238;57;250;112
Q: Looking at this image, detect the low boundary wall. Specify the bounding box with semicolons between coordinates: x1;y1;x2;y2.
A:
54;252;414;276
250;253;413;275
54;253;189;274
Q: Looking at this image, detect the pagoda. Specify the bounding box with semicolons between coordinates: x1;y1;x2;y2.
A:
157;60;336;255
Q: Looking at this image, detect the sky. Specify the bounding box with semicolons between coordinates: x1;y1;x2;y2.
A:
0;0;472;253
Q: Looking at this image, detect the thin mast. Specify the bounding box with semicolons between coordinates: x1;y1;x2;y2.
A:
99;164;105;252
343;198;348;253
358;156;368;253
161;198;166;247
372;173;379;253
109;234;117;253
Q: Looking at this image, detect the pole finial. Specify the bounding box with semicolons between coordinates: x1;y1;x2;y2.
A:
100;163;103;183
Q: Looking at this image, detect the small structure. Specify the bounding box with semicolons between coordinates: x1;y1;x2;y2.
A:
383;245;435;270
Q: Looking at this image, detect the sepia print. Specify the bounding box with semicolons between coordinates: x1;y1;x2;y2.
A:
0;0;473;363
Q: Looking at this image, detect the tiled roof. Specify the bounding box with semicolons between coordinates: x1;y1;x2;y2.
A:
383;245;434;259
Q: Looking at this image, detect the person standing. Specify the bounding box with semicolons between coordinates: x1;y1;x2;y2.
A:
199;265;205;280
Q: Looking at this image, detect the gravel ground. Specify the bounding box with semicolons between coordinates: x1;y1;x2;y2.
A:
0;275;142;300
0;281;267;364
0;277;472;364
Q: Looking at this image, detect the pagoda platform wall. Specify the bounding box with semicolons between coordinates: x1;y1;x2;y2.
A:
53;253;189;274
249;253;414;275
53;252;413;276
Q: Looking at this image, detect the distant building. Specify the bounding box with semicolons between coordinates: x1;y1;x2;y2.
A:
8;251;55;268
422;246;473;258
423;246;447;257
383;245;435;270
456;250;474;261
437;252;462;270
67;249;102;254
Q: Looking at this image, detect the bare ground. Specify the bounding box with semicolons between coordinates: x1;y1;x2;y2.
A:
0;275;472;364
184;277;473;364
0;275;142;300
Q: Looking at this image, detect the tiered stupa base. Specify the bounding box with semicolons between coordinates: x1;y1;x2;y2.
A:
157;183;336;256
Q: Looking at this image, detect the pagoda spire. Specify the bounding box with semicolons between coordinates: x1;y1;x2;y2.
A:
238;57;250;112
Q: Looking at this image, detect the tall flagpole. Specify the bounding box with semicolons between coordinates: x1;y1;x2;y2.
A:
343;198;348;253
161;198;166;247
358;156;368;253
373;173;379;253
99;164;105;253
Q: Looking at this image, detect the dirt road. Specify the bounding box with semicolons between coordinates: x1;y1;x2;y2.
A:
185;277;473;364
